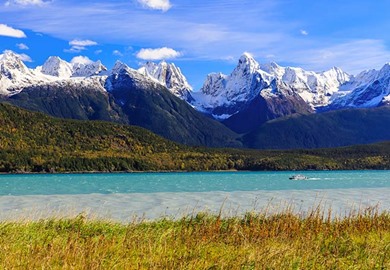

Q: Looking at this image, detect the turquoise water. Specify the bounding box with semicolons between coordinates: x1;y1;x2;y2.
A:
1;171;389;221
1;170;389;196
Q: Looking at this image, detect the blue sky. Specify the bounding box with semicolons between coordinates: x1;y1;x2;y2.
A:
1;0;390;89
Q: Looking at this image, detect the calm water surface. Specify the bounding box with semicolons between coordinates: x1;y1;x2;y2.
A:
0;171;389;196
0;171;389;221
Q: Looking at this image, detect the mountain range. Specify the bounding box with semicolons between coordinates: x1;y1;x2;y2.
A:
0;102;389;172
0;50;389;149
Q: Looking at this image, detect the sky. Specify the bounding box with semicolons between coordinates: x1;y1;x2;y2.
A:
1;0;390;89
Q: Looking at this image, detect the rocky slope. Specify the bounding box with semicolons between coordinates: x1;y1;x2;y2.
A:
327;63;390;109
106;62;241;147
138;61;193;102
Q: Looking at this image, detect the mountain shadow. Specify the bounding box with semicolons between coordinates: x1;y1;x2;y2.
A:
242;106;390;149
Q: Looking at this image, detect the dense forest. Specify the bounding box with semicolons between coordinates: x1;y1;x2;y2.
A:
0;102;389;173
243;106;390;149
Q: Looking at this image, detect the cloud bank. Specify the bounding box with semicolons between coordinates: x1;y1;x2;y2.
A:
66;39;98;53
1;0;390;76
136;47;181;60
71;55;93;65
112;50;123;56
137;0;171;11
5;0;49;6
16;43;29;50
0;24;26;38
300;29;308;36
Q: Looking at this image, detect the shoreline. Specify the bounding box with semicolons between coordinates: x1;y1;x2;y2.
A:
2;187;389;222
1;168;389;175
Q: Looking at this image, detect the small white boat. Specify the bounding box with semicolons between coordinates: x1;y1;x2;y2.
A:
289;174;308;180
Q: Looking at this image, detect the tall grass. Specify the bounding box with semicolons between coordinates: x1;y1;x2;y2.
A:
0;207;389;269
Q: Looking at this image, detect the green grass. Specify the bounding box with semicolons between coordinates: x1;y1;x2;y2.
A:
1;208;389;269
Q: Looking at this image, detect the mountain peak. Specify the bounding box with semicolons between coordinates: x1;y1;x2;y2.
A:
322;66;348;77
159;59;168;66
47;55;61;61
239;52;255;61
111;61;132;74
268;61;281;69
72;59;107;77
138;60;193;100
329;66;342;72
41;56;73;78
194;53;270;119
378;62;390;76
235;52;260;76
260;61;283;76
0;50;22;61
0;50;31;79
239;52;257;64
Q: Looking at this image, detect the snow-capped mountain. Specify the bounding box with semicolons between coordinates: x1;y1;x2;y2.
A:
0;50;32;95
40;56;74;78
191;53;274;119
0;51;188;101
0;50;58;95
72;60;107;77
191;52;353;120
1;49;389;133
106;60;162;93
101;59;241;147
329;63;390;109
0;52;109;96
40;56;107;78
190;52;389;126
138;61;193;101
260;62;351;108
110;60;133;75
0;50;31;76
221;77;313;133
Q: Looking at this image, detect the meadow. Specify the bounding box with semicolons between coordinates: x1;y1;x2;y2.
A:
1;206;389;269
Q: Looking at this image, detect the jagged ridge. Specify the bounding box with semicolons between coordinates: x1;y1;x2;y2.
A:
1;50;390;145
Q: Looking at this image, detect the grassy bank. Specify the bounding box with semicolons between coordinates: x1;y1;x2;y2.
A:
1;209;389;269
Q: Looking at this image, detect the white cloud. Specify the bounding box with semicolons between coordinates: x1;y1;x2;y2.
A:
64;47;84;53
3;0;390;77
112;50;123;56
136;47;181;60
0;24;26;38
66;39;98;53
0;1;283;60
221;55;235;62
18;53;32;62
265;54;276;59
300;29;308;36
5;0;49;6
16;43;29;50
95;49;103;55
69;39;98;47
71;55;93;65
137;0;171;12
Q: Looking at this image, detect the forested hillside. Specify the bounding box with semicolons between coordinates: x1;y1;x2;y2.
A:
0;103;389;173
243;107;390;149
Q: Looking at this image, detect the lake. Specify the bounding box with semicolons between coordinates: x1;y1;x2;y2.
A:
1;171;389;221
